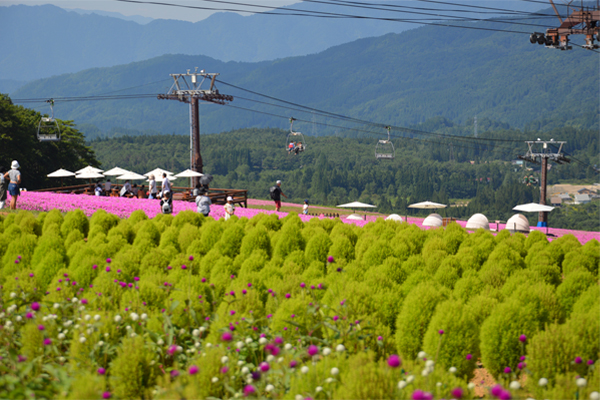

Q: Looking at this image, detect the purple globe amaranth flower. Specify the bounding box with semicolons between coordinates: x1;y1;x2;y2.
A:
18;355;27;362
307;345;319;356
81;298;88;304
221;366;229;374
102;392;111;399
490;384;504;397
412;390;433;400
26;312;34;319
201;277;206;282
451;387;464;399
438;329;444;335
242;289;247;295
377;336;383;341
520;355;526;361
189;255;194;261
518;334;527;343
38;325;45;331
221;332;233;342
167;345;177;355
43;338;52;346
285;293;291;299
289;360;298;368
247;282;252;287
259;362;270;372
300;282;306;288
105;267;110;272
189;365;199;375
327;256;335;263
92;264;97;270
243;385;256;396
504;367;512;374
387;354;401;368
499;390;512;400
588;359;595;365
274;336;283;344
333;315;339;321
170;370;180;378
98;368;106;375
230;310;236;316
31;302;40;311
575;356;583;364
181;265;187;270
106;258;111;263
517;362;526;370
466;354;473;360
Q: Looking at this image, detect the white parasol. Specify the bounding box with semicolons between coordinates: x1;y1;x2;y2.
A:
175;169;204;178
104;167;132;176
512;203;555;213
408;201;447;209
47;168;75;178
116;171;147;181
144;168;173;178
76;165;104;175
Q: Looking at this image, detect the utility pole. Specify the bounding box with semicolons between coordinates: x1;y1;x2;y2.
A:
474;116;478;138
158;68;233;186
518;139;570;226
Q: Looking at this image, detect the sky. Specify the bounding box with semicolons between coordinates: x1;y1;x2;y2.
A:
2;0;300;22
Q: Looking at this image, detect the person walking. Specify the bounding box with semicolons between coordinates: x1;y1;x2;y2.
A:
195;187;212;217
224;196;235;220
148;174;158;199
4;160;21;210
0;166;7;209
269;180;287;212
161;173;171;199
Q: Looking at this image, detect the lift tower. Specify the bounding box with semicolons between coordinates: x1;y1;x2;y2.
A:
529;1;600;50
518;140;570;226
158;68;233;186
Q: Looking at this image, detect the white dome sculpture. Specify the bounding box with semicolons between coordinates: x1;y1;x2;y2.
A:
466;213;490;230
505;214;530;233
345;213;364;221
422;213;443;227
385;214;404;223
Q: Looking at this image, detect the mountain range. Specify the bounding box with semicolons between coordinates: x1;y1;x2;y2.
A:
10;9;599;140
0;1;546;82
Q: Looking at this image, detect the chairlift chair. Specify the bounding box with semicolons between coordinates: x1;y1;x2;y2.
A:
286;117;306;154
37;99;61;142
375;126;395;160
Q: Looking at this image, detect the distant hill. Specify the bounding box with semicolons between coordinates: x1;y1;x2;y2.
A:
11;13;598;138
67;8;154;25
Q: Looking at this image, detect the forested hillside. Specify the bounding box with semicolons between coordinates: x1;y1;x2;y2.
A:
12;13;599;137
89;125;599;230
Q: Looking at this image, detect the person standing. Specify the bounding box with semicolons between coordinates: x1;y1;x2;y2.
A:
4;161;21;210
104;179;112;196
224;196;235;220
0;166;7;209
148;174;157;199
195;187;212;217
270;180;287;212
161;173;171;199
303;199;309;215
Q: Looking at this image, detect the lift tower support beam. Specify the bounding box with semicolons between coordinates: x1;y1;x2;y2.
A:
158;68;233;187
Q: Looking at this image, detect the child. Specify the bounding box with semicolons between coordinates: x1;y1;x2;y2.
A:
303;199;309;215
224;196;235;220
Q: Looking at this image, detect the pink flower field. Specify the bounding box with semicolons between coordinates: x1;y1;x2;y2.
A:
13;191;600;244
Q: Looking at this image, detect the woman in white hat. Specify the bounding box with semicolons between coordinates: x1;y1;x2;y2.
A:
4;160;21;210
224;196;235;220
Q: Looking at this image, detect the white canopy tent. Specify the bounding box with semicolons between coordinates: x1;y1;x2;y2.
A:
103;167;132;176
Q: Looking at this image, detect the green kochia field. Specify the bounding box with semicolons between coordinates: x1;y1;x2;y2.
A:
0;209;598;399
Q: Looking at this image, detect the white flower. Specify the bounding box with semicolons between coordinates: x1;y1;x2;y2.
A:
538;378;548;387
425;360;435;368
509;381;521;390
192;329;200;337
130;313;139;321
590;391;600;400
79;336;87;343
58;333;66;340
295;395;304;400
126;325;131;330
237;361;244;366
141;313;147;320
259;337;268;345
325;378;334;384
10;292;16;299
212;377;219;383
398;380;407;389
78;305;85;311
241;367;249;374
221;356;229;364
58;356;66;362
421;369;430;377
206;343;212;348
278;357;284;363
199;326;206;332
179;328;185;335
576;378;587;388
0;312;4;318
336;344;345;352
74;324;80;330
246;378;253;384
104;333;109;338
236;341;244;349
195;342;201;348
467;382;475;390
436;382;443;387
98;341;104;346
86;328;94;335
64;320;73;327
316;387;323;392
53;303;60;309
449;366;457;374
265;384;274;392
246;337;253;344
84;314;92;321
406;375;414;383
266;355;275;362
157;339;164;346
176;346;183;353
4;320;12;327
417;351;426;359
72;297;78;303
130;332;137;337
285;343;293;350
331;367;339;376
94;315;101;321
42;316;48;322
322;347;331;356
114;315;122;323
15;316;22;322
301;366;309;374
